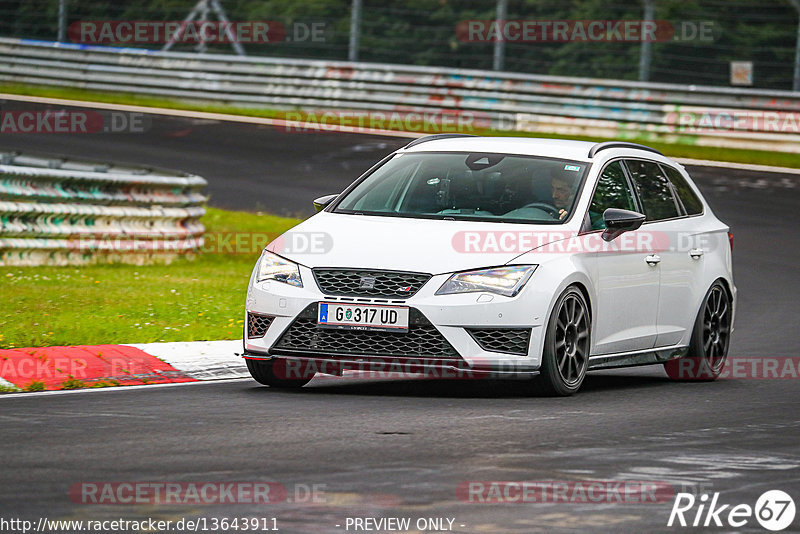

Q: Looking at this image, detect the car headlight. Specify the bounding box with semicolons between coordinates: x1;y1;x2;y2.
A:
257;251;302;287
435;265;537;297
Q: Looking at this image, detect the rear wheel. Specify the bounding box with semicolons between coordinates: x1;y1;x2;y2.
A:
665;281;731;381
246;358;314;388
532;286;591;396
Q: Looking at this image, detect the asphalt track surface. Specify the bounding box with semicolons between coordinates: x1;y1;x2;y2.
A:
1;101;799;533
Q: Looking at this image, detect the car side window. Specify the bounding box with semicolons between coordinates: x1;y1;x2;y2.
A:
625;160;681;221
588;161;636;230
661;165;704;216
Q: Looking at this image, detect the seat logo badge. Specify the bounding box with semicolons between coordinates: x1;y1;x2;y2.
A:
359;276;376;289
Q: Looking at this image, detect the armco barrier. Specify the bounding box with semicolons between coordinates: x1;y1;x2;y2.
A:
0;37;799;152
0;151;207;266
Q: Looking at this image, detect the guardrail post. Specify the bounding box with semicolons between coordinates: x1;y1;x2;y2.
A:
638;0;654;82
348;0;362;62
493;0;508;71
163;0;244;56
211;0;245;56
164;1;201;52
57;0;67;43
791;0;800;91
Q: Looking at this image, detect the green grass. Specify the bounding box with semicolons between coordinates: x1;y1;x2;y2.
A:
0;82;286;120
60;378;88;390
22;381;45;392
1;83;798;169
0;208;301;349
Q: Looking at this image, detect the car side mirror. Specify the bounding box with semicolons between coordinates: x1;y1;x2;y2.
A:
601;208;646;242
313;194;338;212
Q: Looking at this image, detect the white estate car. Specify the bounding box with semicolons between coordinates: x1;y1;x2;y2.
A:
243;136;735;395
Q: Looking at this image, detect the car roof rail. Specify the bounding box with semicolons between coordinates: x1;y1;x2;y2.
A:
404;134;477;148
588;141;663;158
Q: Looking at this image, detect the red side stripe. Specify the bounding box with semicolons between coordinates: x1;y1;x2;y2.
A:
0;344;197;390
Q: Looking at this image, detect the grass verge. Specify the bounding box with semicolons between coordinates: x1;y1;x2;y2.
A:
0;208;301;349
1;83;798;169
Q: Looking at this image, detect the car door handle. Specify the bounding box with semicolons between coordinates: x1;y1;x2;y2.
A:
689;248;704;259
645;254;661;266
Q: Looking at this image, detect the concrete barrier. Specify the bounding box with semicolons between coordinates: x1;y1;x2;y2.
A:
0;151;207;265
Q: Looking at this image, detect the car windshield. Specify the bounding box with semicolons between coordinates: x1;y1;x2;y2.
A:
334;152;588;223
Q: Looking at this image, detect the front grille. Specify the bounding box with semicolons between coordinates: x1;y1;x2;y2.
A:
313;269;431;298
273;304;458;359
467;328;531;355
247;312;274;338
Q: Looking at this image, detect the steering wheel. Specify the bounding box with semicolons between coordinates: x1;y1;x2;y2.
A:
519;202;561;218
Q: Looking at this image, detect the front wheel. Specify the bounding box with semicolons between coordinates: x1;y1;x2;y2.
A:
532;286;591;396
246;358;314;388
665;282;731;381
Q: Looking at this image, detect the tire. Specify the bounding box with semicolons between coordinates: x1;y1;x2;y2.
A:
665;281;731;381
532;286;591;396
246;358;314;388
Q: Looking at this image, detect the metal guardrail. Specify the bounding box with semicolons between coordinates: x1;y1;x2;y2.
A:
0;37;798;153
0;151;207;266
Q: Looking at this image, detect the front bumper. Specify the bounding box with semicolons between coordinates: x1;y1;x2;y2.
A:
244;265;546;375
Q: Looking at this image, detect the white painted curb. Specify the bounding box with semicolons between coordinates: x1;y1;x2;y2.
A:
125;339;247;380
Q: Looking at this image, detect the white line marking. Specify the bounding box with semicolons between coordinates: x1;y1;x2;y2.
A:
676;157;800;175
0;92;421;140
3;92;796;174
0;377;251;399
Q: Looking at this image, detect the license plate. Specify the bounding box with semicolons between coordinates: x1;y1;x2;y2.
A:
317;302;409;332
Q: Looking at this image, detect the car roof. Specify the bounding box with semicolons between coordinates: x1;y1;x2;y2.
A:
400;136;665;163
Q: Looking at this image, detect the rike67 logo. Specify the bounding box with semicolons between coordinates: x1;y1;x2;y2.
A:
668;490;796;531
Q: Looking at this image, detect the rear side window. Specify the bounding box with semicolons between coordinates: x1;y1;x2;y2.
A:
662;165;704;216
624;160;680;221
588;161;636;230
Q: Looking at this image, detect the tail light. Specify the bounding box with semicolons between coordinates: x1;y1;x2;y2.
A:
728;232;734;252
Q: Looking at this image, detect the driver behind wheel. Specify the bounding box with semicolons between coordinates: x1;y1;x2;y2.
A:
550;173;575;220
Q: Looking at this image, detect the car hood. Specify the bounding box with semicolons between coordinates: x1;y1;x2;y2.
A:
266;212;576;274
